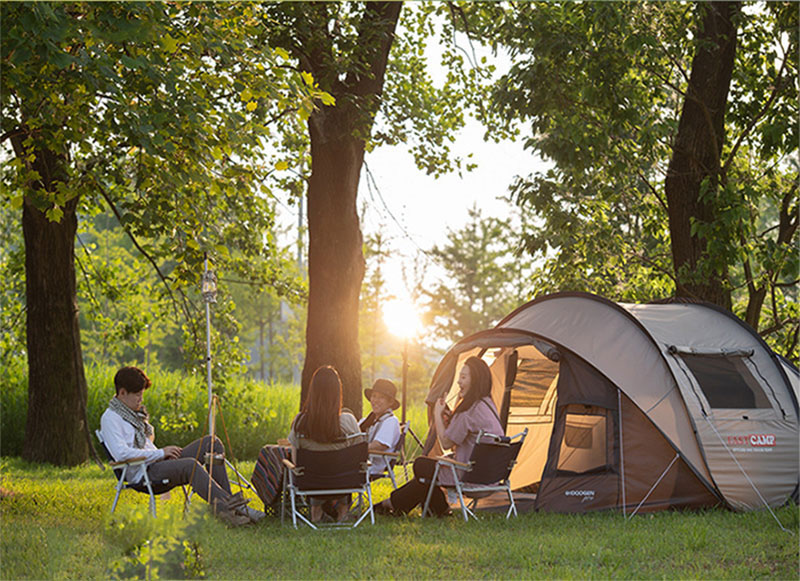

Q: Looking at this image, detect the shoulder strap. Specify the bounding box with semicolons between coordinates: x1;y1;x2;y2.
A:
482;397;503;426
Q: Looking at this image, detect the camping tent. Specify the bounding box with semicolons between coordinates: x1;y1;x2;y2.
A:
425;292;799;514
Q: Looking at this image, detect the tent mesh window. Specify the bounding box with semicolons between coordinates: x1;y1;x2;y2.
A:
557;407;608;473
511;357;559;411
680;355;772;409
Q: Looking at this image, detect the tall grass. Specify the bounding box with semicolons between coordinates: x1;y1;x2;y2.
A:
1;363;431;461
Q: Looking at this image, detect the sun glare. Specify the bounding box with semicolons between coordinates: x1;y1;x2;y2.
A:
382;297;421;339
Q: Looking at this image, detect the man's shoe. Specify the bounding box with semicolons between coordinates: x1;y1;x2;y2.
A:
240;505;266;523
373;501;394;516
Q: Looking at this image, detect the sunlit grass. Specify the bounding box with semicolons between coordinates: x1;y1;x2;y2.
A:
1;457;798;580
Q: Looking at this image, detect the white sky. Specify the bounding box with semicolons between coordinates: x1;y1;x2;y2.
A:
357;125;544;301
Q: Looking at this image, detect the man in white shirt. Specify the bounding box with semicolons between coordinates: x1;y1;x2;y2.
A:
358;379;401;477
99;366;263;525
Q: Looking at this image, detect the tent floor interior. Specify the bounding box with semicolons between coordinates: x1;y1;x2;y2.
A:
446;491;538;514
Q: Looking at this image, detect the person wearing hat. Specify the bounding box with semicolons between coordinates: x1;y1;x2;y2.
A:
359;378;402;477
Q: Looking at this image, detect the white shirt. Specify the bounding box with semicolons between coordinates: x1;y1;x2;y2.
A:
100;407;165;484
360;411;401;476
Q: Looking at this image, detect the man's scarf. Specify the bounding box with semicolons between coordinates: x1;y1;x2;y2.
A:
108;396;154;449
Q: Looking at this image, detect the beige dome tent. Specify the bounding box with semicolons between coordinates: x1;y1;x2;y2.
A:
425;292;799;514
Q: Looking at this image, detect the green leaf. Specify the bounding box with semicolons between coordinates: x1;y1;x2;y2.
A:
46;205;63;222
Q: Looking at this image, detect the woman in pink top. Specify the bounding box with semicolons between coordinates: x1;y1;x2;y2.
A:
375;356;503;516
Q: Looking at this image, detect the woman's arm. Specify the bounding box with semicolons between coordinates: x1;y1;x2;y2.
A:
434;398;456;450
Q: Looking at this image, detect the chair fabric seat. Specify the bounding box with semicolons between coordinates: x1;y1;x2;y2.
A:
282;439;375;530
423;429;528;521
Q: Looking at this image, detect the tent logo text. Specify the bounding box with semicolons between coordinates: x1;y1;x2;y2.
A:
727;434;776;447
565;489;595;502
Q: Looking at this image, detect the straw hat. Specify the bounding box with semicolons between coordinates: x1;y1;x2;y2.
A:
364;378;400;410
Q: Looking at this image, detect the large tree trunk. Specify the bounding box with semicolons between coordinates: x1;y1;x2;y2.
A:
303;119;367;415
299;2;402;416
17;145;89;465
664;1;740;309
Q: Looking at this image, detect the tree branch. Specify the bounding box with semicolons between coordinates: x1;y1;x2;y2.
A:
94;180;194;332
721;50;789;179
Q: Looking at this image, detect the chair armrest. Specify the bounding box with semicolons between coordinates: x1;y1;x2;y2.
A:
281;458;296;471
434;456;471;469
110;456;148;467
370;451;399;458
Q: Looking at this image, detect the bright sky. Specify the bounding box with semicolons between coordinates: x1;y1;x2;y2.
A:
358;125;543;302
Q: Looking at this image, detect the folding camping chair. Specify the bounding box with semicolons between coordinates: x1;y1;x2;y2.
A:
281;439;375;529
95;429;189;518
367;420;415;489
422;428;528;521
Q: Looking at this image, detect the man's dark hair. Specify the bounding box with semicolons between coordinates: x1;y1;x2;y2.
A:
114;366;151;394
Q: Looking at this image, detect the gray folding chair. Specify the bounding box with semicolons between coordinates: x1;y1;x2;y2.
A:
422;428;528;521
95;429;189;517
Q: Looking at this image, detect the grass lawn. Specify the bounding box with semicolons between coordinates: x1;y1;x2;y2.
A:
1;456;798;580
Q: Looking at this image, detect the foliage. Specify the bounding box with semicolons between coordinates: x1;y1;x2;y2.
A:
0;2;327;383
2;456;798;579
106;504;206;580
0;192;25;364
470;1;798;357
76;211;182;370
230;234;307;385
1;363;303;461
421;204;534;343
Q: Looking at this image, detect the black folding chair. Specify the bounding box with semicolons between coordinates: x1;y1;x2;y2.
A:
95;429;189;517
281;440;374;529
422;428;528;521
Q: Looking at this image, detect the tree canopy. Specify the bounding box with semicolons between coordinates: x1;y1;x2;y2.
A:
469;1;798;357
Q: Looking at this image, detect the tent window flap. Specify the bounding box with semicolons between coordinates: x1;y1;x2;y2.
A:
680;354;771;409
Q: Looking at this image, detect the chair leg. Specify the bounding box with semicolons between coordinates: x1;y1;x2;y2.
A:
421;464;442;518
111;485;123;514
453;480;469;522
289;488;298;529
506;484;517;519
111;464;128;514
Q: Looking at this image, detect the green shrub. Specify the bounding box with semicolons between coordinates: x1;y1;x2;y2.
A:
0;357;27;456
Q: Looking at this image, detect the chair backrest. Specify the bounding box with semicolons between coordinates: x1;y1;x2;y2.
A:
463;431;525;485
385;421;409;468
96;429;126;481
295;440;369;491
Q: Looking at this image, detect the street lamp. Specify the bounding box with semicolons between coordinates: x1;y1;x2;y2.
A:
382;297;421;424
202;255;217;432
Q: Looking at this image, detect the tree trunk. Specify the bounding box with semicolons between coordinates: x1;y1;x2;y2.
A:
299;2;402;417
20;170;89;465
303;123;367;415
664;1;740;309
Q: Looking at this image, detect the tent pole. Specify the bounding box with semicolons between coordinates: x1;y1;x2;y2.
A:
618;389;626;517
401;338;408;425
628;453;679;519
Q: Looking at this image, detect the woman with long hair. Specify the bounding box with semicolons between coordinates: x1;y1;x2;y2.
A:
287;365;363;522
375;356;503;517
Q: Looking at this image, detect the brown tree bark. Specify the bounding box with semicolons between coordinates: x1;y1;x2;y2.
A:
14;139;90;465
664;1;741;309
299;2;402;416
